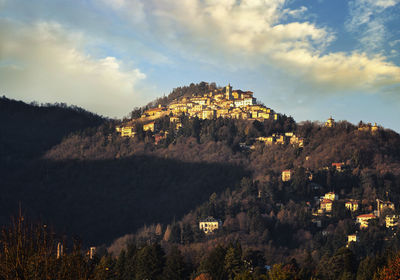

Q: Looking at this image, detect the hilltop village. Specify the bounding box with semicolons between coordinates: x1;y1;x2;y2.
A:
116;84;309;148
116;84;278;135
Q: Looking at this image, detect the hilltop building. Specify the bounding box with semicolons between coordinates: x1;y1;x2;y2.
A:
358;122;379;133
325;117;335;128
225;84;233;100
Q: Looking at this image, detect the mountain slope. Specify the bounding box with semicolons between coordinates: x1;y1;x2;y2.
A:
0;96;104;160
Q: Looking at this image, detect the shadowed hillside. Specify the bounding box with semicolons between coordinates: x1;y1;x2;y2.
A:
0;96;104;160
0;155;248;245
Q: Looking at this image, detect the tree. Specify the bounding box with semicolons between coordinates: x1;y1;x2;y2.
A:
163;246;187;280
135;244;165;280
375;252;400;280
224;245;243;280
0;213;56;280
115;250;127;280
268;264;293;280
199;245;227;280
317;247;356;280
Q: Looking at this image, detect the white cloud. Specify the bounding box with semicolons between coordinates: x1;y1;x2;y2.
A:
283;6;308;18
346;0;400;52
105;0;400;94
272;50;400;91
0;19;147;117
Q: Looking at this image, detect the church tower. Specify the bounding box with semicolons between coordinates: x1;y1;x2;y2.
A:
225;83;232;100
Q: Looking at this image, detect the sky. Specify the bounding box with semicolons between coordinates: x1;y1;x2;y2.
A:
0;0;399;132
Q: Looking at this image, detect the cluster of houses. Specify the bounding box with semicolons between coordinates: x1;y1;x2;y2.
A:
325;116;380;134
358;122;380;133
255;132;304;147
281;166;398;248
144;84;279;121
116;84;279;138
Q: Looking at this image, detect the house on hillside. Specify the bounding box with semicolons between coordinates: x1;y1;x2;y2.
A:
332;162;345;172
319;199;333;213
345;200;359;212
347;234;358;247
356;213;376;229
324;192;338;201
282;170;292;182
386;215;399;228
199;217;222;234
143;121;156;132
116;126;136;137
358;122;379;133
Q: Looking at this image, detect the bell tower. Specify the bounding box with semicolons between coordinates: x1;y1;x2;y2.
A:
225;83;232;100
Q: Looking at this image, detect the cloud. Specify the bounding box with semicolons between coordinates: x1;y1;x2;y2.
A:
272;50;400;91
346;0;400;52
104;0;400;94
0;19;147;117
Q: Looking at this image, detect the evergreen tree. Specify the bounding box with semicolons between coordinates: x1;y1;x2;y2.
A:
224;244;243;280
163;246;187;280
135;244;165;280
199;245;227;280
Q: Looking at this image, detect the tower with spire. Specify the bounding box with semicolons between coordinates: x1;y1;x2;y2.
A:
225;83;232;100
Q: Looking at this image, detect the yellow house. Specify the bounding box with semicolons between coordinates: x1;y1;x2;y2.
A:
345;200;359;212
216;108;229;118
371;123;379;133
116;126;136;137
386;215;399;228
143;106;165;117
325;116;335;127
199;217;222;234
282;170;292;182
347;234;358;247
258;112;271;119
143;122;156;132
356;213;376;229
275;135;285;145
265;136;275;145
320;199;333;213
358;123;379;133
324;192;338;201
201;109;216;120
232;91;240;99
289;135;304;147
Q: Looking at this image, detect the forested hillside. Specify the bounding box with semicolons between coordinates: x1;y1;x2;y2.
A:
0;96;103;160
2;86;400;279
0;97;248;245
